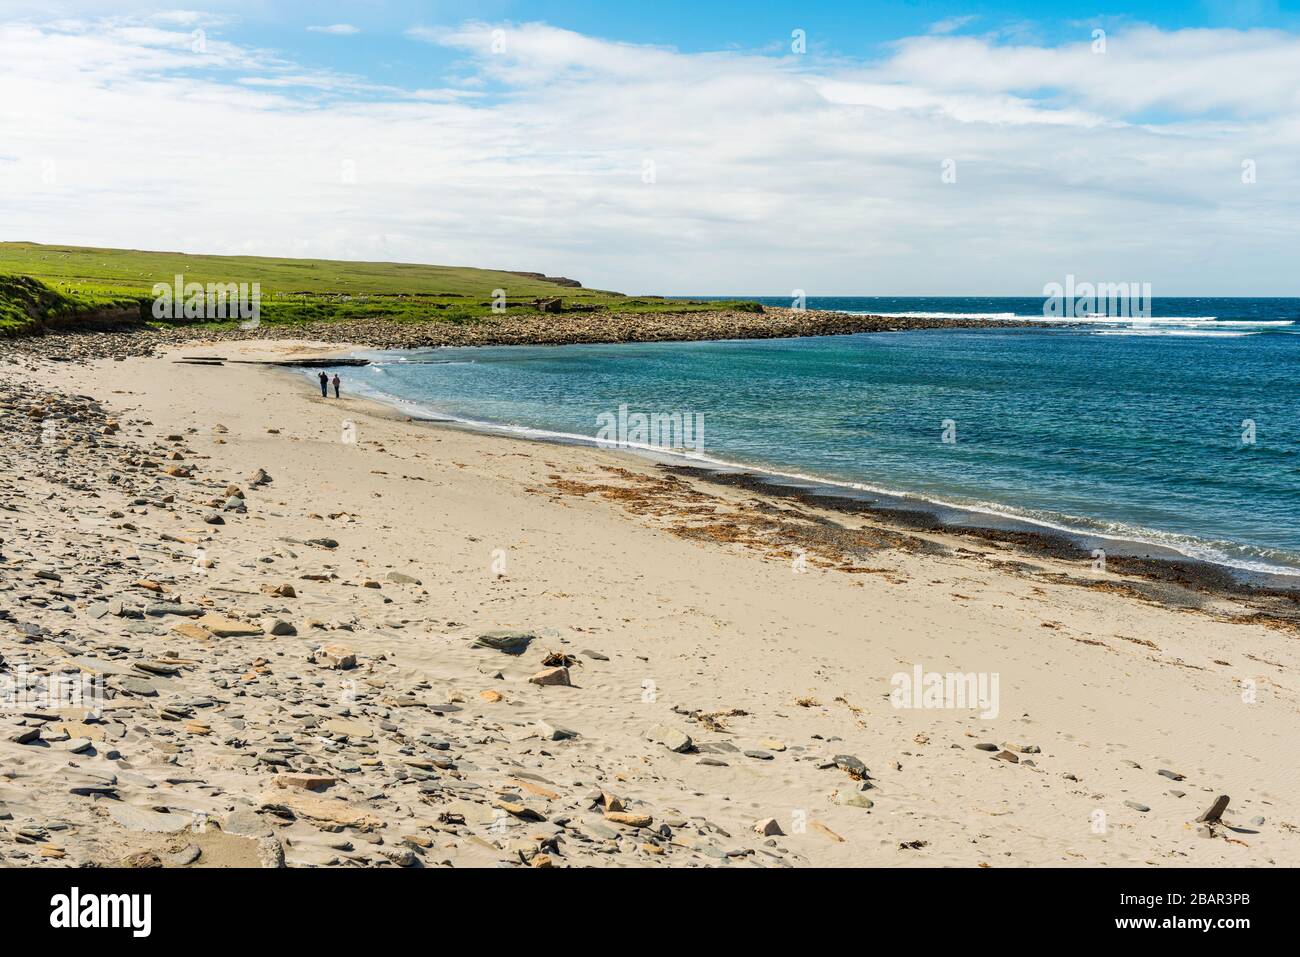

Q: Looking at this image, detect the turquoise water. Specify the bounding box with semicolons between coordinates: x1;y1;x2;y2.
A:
329;299;1300;577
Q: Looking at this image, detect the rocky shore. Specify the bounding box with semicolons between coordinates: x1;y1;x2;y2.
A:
2;307;1040;362
0;373;817;867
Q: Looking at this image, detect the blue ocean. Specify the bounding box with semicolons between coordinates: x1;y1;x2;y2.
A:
330;298;1300;579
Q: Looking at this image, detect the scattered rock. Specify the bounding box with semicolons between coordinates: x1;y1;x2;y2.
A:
1196;795;1230;825
272;773;337;792
528;666;571;687
471;631;536;655
166;844;202;866
833;754;870;779
646;725;693;753
605;811;652;828
104;805;193;834
196;614;262;637
538;720;578;741
833;790;874;809
314;644;357;669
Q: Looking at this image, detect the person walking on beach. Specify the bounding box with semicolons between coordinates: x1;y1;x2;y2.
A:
332;373;341;399
318;371;328;397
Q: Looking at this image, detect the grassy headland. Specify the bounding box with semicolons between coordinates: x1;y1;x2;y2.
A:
0;241;760;336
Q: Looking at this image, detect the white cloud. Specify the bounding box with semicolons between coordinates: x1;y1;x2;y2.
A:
885;27;1300;117
929;15;978;35
0;16;1296;294
307;24;359;36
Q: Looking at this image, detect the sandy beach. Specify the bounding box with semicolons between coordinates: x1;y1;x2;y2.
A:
2;337;1297;868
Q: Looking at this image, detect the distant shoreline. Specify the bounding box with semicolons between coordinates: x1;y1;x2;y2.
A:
0;306;1058;357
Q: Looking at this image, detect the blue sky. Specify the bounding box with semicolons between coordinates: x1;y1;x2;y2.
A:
157;3;1300;55
2;2;1299;294
104;1;1300;90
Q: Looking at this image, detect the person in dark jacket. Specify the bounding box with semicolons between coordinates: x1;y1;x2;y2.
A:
332;373;341;399
318;371;328;397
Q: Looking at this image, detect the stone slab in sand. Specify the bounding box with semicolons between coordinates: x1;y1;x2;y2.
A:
195;614;263;637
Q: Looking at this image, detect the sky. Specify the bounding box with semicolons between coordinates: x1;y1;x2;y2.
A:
1;1;1298;295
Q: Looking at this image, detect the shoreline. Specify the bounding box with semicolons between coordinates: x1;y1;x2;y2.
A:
0;306;1059;361
4;338;1299;869
298;346;1300;599
279;345;1300;641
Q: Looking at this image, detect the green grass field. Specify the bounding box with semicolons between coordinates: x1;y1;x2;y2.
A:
0;241;757;335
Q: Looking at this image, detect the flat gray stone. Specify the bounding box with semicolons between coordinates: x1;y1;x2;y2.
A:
166;844;202;866
470;631;536;655
105;804;193;834
834;790;874;809
67;771;118;796
114;676;159;696
146;603;204;617
222;809;275;838
833;754;870;777
538;720;578;741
